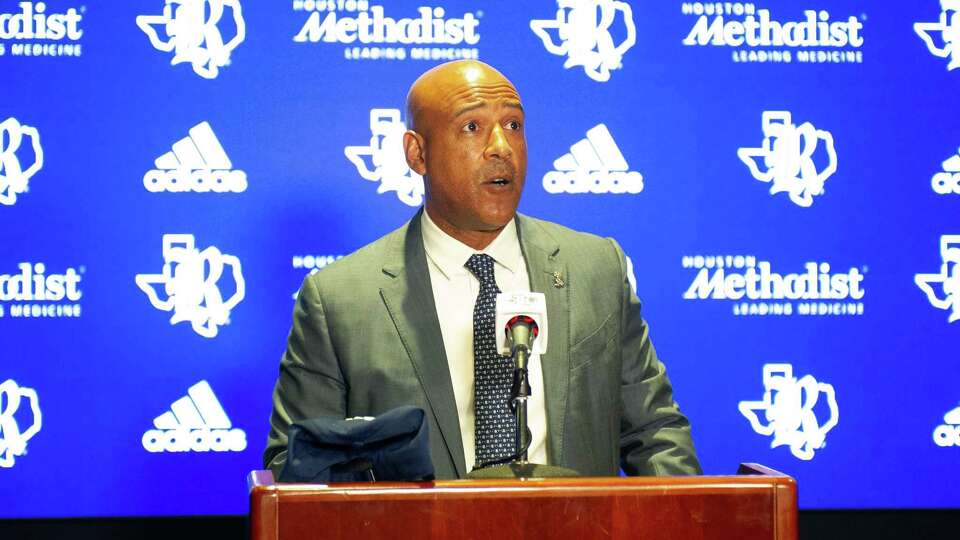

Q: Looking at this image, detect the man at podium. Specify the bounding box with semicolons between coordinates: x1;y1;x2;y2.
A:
264;60;701;479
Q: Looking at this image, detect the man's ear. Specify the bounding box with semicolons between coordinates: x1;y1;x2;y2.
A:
403;130;427;176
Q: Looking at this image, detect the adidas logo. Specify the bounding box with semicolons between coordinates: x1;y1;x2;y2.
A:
932;146;960;195
933;404;960;447
141;380;247;453
542;124;643;194
143;122;248;193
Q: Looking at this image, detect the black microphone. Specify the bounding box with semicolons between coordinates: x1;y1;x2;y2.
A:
505;314;539;357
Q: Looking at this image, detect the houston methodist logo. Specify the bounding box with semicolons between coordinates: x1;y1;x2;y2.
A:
915;235;960;323
0;117;43;206
142;380;246;453
143;121;247;193
739;364;839;461
135;234;245;338
293;1;481;62
0;379;42;468
543;124;643;194
932;145;960;195
914;1;960;71
530;0;636;82
682;255;866;317
934;404;960;447
681;3;864;65
137;0;246;79
0;2;84;58
738;111;838;207
345;109;424;206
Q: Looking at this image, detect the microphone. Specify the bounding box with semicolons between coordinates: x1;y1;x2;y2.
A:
504;315;539;357
495;292;548;357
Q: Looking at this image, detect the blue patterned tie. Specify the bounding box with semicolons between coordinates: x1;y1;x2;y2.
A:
465;253;516;466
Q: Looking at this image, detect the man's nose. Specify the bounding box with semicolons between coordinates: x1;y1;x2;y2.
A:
483;124;513;160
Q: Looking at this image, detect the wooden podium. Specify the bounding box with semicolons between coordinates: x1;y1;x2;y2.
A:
248;464;796;540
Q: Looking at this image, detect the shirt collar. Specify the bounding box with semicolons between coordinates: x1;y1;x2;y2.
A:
421;210;523;280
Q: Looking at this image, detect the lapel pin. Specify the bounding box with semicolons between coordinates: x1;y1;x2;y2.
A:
552;271;565;289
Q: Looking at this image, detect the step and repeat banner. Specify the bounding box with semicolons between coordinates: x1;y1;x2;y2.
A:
1;0;958;517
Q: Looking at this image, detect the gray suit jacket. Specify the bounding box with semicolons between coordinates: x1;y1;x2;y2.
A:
264;211;701;478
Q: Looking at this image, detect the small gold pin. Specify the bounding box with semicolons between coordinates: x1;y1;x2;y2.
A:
552;271;565;289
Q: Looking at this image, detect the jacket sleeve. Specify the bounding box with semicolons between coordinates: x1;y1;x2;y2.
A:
610;238;702;476
263;273;348;477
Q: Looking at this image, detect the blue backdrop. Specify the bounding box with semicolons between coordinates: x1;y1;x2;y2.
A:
1;0;958;517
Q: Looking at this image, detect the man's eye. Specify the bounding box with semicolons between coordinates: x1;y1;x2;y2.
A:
507;120;521;130
464;121;478;132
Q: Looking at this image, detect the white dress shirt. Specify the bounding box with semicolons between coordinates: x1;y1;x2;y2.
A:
421;211;549;472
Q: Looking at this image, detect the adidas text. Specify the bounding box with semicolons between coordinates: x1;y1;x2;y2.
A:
934;425;960;447
144;170;248;193
543;170;643;194
933;173;960;194
142;428;247;453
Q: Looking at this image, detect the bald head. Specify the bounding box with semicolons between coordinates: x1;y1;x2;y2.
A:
401;60;528;250
406;60;520;135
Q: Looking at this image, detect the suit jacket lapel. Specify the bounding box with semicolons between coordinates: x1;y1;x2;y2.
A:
379;211;466;477
517;215;570;467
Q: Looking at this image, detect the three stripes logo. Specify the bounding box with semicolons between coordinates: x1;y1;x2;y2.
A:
143;121;247;193
543;124;644;194
142;380;247;453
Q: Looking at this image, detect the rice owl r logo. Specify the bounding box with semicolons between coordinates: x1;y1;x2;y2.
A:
543;124;643;194
345;109;424;206
739;364;839;461
0;118;43;206
143;121;247;193
135;234;245;338
738;111;838;208
530;0;636;82
915;0;960;71
915;235;960;323
933;404;960;447
136;0;246;79
0;379;42;468
142;380;246;453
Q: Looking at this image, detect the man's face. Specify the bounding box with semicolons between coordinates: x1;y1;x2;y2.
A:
408;64;527;238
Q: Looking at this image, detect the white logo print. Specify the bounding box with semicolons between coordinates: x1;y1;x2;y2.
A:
932;146;960;195
135;234;245;338
681;4;864;65
0;2;84;58
915;0;960;71
530;0;636;82
934;404;960;447
915;235;960;323
143;121;247;193
682;255;866;317
136;0;246;79
345;109;423;206
291;254;343;299
293;2;481;62
0;379;42;468
739;364;839;461
0;118;43;206
543;124;643;194
142;380;246;453
738;111;838;207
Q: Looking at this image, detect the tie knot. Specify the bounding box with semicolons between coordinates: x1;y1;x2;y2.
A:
465;253;497;286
